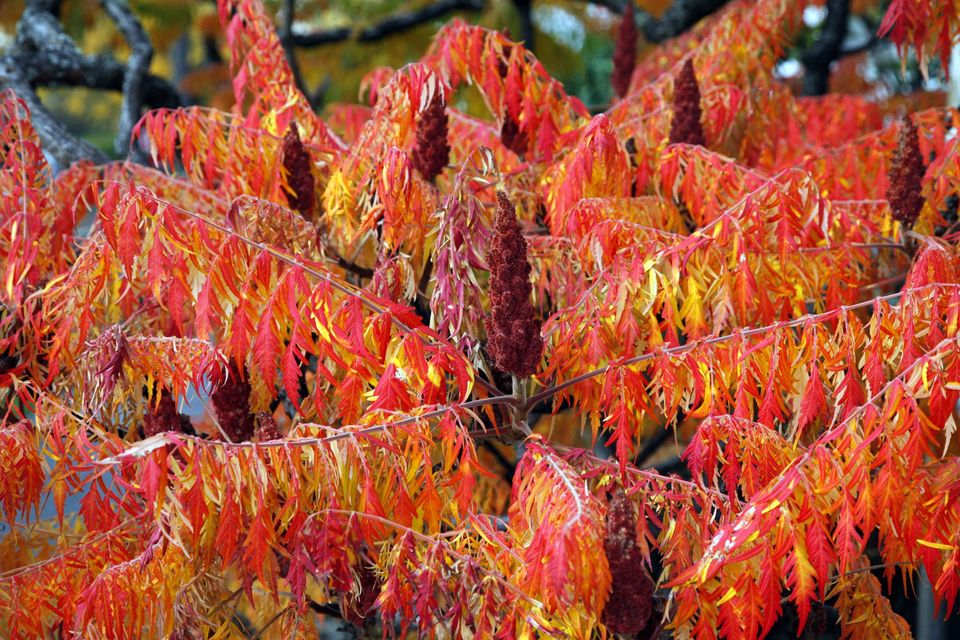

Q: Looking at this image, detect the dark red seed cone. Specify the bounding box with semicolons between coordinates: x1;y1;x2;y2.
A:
168;623;202;640
143;391;192;438
886;117;926;227
282;122;317;221
601;488;654;634
211;366;255;442
498;31;528;157
500;112;529;157
612;2;638;98
341;560;382;626
485;191;543;378
254;411;283;441
412;92;450;182
669;58;706;147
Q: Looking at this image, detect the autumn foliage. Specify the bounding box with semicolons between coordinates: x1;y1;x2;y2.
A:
2;0;960;638
281;122;318;222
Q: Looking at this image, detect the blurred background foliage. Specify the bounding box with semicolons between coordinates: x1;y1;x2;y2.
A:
0;0;942;157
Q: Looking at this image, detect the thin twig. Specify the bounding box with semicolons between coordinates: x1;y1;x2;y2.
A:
0;518;138;581
797;242;909;254
526;283;955;410
250;607;290;639
100;0;154;157
98;393;517;459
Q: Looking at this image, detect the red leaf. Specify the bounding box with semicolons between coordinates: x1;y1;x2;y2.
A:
118;202;140;278
183;472;208;547
216;485;242;564
367;364;413;413
338;374;366;424
796;364;827;438
140;447;168;514
805;515;835;600
243;504;278;595
253;304;281;391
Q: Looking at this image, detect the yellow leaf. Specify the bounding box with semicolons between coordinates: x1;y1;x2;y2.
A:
762;498;781;514
427;363;442;388
717;586;738;605
917;539;954;551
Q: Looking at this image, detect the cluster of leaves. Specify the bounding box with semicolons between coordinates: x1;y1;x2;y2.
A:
1;0;960;638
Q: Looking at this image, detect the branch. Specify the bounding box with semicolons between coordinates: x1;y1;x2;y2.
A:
250;607;290;639
10;4;179;110
800;0;850;96
307;599;346;620
587;0;730;44
0;58;109;167
0;0;181;167
290;0;484;48
512;0;534;52
524;284;945;411
100;0;154;156
333;254;375;279
481;440;517;484
277;0;308;98
838;18;879;59
632;422;675;468
645;454;687;475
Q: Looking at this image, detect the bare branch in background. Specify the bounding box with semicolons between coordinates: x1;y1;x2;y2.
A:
278;0;309;97
0;58;109;167
800;0;850;96
12;21;180;110
100;0;155;156
0;0;181;166
587;0;730;43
